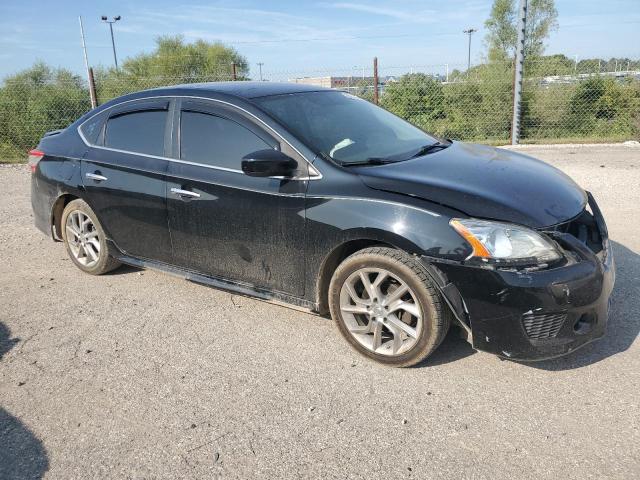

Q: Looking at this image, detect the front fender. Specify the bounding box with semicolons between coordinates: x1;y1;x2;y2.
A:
305;195;470;258
303;194;472;306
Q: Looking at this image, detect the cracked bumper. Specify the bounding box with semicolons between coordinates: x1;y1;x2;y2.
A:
428;230;615;361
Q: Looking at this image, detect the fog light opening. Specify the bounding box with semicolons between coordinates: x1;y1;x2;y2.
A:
573;313;594;335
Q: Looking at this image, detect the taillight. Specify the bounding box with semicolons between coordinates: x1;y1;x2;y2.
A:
28;149;44;173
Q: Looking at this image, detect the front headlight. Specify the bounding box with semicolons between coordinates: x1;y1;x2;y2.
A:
450;218;561;266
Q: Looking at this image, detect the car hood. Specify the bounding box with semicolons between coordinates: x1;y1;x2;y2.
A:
356;141;587;228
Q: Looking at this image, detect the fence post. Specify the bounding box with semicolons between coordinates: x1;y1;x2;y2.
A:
510;0;527;145
88;67;98;109
232;63;237;81
373;57;379;105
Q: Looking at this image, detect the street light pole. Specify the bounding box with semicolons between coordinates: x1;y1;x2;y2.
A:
463;28;477;73
108;22;117;68
257;62;264;81
101;15;121;69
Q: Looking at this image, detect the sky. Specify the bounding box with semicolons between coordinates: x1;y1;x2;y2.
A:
0;0;639;80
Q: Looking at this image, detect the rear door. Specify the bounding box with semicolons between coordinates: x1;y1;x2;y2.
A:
166;99;307;296
80;98;172;262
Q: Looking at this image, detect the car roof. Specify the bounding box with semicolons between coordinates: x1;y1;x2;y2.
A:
145;81;332;99
74;81;336;127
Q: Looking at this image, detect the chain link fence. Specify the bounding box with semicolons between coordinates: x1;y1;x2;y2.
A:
1;57;639;161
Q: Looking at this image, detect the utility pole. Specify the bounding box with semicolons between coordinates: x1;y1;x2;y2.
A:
257;62;264;81
78;16;96;108
101;15;121;69
510;0;527;145
463;28;477;73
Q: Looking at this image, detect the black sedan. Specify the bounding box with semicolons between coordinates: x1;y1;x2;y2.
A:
29;82;614;366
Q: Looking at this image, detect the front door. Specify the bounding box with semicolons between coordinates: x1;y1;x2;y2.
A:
166;99;307;297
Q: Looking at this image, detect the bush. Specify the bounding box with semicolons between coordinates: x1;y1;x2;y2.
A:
0;141;26;162
0;62;90;160
381;74;445;125
566;76;640;139
374;61;640;144
1;53;639;163
0;38;250;162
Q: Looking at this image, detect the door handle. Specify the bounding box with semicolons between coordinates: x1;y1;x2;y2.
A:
86;172;107;182
170;188;201;199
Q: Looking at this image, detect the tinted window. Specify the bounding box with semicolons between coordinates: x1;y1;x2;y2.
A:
80;113;105;145
180;110;270;169
104;110;167;156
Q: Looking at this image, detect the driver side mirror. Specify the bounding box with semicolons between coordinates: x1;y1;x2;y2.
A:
241;149;298;178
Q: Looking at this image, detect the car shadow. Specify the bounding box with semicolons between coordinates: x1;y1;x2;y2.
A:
417;327;477;367
0;322;50;480
104;263;141;276
527;240;639;371
98;240;637;371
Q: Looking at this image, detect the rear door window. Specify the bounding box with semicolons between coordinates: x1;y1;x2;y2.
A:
105;109;168;156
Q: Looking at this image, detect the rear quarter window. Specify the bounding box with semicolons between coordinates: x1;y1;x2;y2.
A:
79;113;105;145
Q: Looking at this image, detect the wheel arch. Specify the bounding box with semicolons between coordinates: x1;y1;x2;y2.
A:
314;229;424;314
50;193;81;241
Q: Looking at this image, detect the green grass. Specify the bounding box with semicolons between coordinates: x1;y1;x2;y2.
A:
0;143;27;163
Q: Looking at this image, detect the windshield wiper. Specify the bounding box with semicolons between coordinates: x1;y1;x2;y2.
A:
409;141;450;159
340;157;397;167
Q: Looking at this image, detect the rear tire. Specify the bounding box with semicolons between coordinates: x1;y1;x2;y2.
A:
329;247;450;367
61;199;121;275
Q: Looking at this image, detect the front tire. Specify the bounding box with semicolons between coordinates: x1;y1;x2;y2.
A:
61;199;121;275
329;247;450;367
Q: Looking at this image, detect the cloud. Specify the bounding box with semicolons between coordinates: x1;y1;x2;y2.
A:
326;2;437;23
126;3;400;45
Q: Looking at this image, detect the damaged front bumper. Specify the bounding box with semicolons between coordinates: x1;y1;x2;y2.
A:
424;197;615;361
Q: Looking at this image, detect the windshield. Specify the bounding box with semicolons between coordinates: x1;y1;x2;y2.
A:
253;91;439;165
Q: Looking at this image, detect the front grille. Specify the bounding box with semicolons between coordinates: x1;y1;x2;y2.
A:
522;312;566;339
543;194;606;255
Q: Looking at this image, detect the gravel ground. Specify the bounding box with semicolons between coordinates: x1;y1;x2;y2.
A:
1;145;639;479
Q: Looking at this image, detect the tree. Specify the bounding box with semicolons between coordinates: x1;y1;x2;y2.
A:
484;0;558;61
95;36;249;101
0;62;89;157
